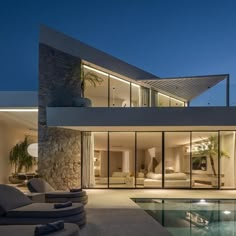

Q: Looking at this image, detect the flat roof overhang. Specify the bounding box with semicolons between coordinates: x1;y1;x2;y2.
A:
0;91;38;107
46;107;236;131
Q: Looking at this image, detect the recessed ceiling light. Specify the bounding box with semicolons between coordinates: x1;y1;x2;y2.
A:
0;109;38;112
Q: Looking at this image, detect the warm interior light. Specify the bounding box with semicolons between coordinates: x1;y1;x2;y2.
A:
223;210;231;215
0;109;38;112
132;83;140;88
83;65;108;76
110;75;130;85
171;97;185;104
158;92;170;99
27;143;38;158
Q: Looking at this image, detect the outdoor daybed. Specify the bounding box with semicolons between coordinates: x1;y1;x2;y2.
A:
0;185;86;228
0;223;79;236
27;178;88;205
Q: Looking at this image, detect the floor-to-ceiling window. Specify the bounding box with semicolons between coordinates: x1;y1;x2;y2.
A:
109;132;135;188
83;65;109;107
170;97;185;107
220;131;236;189
164;132;191;188
131;83;140;107
109;76;131;107
93;132;108;188
191;132;219;189
83;130;236;189
136;132;162;188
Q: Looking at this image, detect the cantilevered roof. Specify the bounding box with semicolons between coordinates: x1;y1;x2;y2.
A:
40;25;158;81
40;26;228;102
141;74;228;101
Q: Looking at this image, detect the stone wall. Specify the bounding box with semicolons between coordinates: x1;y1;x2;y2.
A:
39;43;82;190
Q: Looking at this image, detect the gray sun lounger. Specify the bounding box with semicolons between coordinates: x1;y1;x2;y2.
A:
27;179;88;205
0;185;86;228
0;223;79;236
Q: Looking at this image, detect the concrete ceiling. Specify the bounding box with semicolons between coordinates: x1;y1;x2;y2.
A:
0;111;38;132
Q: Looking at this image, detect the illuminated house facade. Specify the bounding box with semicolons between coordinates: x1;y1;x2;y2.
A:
0;26;236;190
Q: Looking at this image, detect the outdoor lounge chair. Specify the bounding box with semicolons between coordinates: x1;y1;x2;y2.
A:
27;178;88;205
0;223;79;236
0;185;86;228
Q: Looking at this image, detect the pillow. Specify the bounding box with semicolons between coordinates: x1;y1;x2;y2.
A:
112;172;129;177
27;178;55;193
146;172;153;179
164;173;187;180
165;167;175;174
150;173;162;180
146;172;162;180
137;172;144;178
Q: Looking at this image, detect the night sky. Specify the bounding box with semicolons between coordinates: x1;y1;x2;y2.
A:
0;0;235;105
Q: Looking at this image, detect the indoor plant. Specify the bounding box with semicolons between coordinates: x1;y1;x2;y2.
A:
72;64;103;106
9;137;36;184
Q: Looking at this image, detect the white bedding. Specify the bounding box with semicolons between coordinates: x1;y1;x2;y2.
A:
144;178;190;188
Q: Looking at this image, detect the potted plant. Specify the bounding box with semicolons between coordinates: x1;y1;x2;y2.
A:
9;137;36;184
72;64;103;107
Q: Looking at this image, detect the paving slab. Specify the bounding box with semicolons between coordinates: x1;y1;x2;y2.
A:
81;208;171;236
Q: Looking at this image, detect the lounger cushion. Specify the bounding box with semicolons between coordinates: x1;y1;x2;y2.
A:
0;185;32;213
0;223;79;236
27;178;55;193
0;211;86;226
27;179;88;205
46;195;88;205
45;191;86;198
6;203;84;218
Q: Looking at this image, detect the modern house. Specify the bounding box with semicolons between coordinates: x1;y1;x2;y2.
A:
0;26;236;190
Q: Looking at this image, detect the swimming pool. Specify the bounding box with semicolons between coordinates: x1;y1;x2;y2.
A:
132;198;236;236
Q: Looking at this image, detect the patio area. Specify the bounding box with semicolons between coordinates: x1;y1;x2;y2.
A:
80;189;236;235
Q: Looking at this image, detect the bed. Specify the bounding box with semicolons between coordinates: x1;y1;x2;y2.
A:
96;172;134;186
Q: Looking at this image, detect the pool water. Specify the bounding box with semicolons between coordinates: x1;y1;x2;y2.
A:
132;198;236;236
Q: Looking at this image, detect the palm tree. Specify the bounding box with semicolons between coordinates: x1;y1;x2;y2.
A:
72;64;103;97
9;137;35;174
193;135;229;176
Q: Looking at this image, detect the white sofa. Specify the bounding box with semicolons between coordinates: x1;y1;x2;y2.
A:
96;172;134;186
144;172;190;188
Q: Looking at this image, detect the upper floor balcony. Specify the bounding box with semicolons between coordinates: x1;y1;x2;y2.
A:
81;64;230;108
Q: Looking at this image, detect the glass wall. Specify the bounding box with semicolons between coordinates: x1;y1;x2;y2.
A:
136;132;162;188
170;97;185;107
220;131;236;189
131;84;140;107
157;92;185;107
83;65;109;107
82;64;187;108
109;132;135;188
164;132;191;188
93;132;108;188
191;132;219;189
109;76;130;107
158;93;170;107
83;130;236;189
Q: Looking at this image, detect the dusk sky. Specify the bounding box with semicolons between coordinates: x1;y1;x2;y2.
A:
0;0;235;105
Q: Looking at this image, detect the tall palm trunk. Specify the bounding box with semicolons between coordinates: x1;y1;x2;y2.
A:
209;155;217;176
